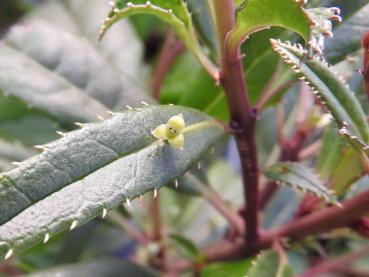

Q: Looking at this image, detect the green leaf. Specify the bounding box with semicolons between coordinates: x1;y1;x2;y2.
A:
331;148;365;196
325;3;369;64
0;45;108;129
317;124;345;179
100;0;217;77
168;233;201;262
247;250;294;277
271;39;369;151
0;105;223;259
26;259;158;277
201;259;251;277
229;0;312;51
4;20;152;110
161;52;228;120
265;162;338;204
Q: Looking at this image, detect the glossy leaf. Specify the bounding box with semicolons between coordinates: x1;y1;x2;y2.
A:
265;162;338;204
27;259;157;277
229;0;311;52
0;105;223;259
100;0;217;77
271;39;369;152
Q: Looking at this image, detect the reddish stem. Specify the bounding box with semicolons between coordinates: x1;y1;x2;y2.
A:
298;245;369;277
213;0;259;249
150;31;185;100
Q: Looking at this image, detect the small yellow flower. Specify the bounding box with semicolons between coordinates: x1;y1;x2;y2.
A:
151;114;185;149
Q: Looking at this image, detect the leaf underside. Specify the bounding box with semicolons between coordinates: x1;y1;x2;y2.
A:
271;39;369;154
0;105;223;259
265;162;338;204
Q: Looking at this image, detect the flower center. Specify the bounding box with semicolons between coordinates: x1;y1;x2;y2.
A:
167;127;178;138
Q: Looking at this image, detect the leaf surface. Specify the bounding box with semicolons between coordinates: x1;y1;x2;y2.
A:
229;0;311;51
4;20;152;110
0;46;108;129
0;105;223;259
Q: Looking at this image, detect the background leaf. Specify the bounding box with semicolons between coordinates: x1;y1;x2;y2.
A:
265;162;337;204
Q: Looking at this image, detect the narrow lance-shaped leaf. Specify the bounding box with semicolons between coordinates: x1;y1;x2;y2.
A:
265;162;338;205
271;39;369;154
99;0;218;78
228;0;312;53
0;105;223;259
0;45;108;129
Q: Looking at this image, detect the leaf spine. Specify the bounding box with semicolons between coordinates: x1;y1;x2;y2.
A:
43;233;50;243
70;220;78;231
102;208;107;218
56;131;65;137
4;249;13;260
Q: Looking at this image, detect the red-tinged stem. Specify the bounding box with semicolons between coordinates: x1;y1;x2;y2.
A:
298;245;369;277
150;31;185;100
201;188;369;264
266;188;369;241
361;29;369;102
108;211;149;246
213;0;259;249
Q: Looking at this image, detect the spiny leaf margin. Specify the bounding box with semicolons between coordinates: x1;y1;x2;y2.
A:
265;162;339;205
271;39;369;153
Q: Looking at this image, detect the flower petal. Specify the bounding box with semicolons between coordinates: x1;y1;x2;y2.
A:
167;113;185;131
168;134;184;149
151;124;168;140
